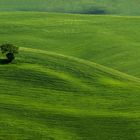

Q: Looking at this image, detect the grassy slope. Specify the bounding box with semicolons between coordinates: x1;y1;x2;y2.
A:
0;0;140;15
0;12;140;140
0;12;140;77
0;46;140;140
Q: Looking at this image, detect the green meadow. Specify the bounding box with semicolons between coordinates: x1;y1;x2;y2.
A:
0;12;140;140
0;1;140;140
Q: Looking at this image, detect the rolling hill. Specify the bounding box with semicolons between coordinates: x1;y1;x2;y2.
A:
0;46;140;140
0;0;140;16
0;12;140;77
0;12;140;139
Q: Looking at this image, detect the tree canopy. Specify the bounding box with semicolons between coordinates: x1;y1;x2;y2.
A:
0;43;19;62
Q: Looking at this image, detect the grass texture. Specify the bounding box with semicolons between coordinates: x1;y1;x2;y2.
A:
0;12;140;77
0;12;140;139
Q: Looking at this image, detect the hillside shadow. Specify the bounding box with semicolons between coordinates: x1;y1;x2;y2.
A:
76;6;109;15
0;59;11;65
83;9;107;14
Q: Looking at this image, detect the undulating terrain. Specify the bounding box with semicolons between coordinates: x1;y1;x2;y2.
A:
0;1;140;140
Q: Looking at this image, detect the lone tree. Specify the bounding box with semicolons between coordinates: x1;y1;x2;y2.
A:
0;43;19;62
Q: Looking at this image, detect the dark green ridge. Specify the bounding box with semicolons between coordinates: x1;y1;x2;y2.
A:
0;0;140;16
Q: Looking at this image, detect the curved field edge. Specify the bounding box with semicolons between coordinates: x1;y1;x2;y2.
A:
21;47;140;84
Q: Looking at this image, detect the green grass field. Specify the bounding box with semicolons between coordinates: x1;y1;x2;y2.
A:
0;12;140;139
0;12;140;77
